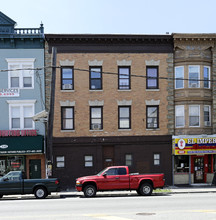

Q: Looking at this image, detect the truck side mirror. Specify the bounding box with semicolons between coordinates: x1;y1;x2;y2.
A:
3;177;9;181
103;172;107;177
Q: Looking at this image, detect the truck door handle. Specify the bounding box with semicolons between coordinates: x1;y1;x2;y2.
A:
115;177;119;179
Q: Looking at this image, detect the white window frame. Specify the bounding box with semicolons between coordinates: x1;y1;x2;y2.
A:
85;155;93;167
7;100;36;130
188;65;200;88
175;105;185;128
56;156;65;168
6;58;35;89
154;154;160;166
189;105;200;127
204;66;211;89
204;105;211;127
175;66;184;89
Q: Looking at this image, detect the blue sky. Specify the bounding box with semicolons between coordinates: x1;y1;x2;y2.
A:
1;0;216;34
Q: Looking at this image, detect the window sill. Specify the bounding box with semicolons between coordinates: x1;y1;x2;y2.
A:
146;128;160;131
89;129;103;132
146;89;160;91
61;90;75;92
61;130;75;132
118;129;131;131
89;90;103;92
118;89;131;92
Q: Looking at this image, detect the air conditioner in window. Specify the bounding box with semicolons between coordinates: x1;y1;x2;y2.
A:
63;84;72;90
92;124;101;130
191;83;198;88
204;121;211;126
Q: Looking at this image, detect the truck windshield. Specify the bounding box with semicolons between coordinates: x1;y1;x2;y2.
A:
97;168;107;176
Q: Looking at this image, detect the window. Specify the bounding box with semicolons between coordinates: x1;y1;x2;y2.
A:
146;106;159;129
7;58;35;89
118;67;130;90
61;67;74;90
118;106;131;129
90;67;102;90
189;66;200;88
125;154;133;166
204;105;211;127
146;66;158;89
175;66;184;89
90;107;103;130
175;105;185;127
174;156;189;173
56;156;65;168
9;102;35;129
61;107;74;130
106;168;117;175
154;154;160;165
85;155;93;167
118;168;127;175
204;66;210;89
189;105;200;127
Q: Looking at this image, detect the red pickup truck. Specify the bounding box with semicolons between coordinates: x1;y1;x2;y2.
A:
76;166;165;197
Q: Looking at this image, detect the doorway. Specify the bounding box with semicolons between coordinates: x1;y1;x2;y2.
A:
194;156;204;183
29;159;41;179
103;146;114;168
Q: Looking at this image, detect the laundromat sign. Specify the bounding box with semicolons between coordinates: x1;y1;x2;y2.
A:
173;137;216;155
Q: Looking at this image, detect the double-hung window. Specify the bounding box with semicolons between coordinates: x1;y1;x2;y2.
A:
146;66;158;89
189;66;200;88
154;154;160;166
204;105;211;127
85;155;93;167
146;106;159;129
8;101;35;129
118;106;131;129
125;154;133;166
61;67;74;90
7;58;35;89
61;107;74;130
118;67;130;90
175;66;184;89
90;107;103;130
175;105;185;127
189;105;200;127
204;66;210;89
90;67;102;90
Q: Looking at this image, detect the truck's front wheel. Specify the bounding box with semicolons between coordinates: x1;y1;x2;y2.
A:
139;183;153;196
83;185;97;197
34;187;47;199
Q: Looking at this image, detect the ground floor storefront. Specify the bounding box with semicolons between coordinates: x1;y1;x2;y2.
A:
173;135;216;185
0;135;46;178
51;135;172;190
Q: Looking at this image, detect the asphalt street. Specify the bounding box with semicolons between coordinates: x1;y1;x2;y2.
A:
0;191;216;220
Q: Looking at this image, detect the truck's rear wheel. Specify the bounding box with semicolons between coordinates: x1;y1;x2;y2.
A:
139;183;153;196
83;185;96;197
34;187;47;199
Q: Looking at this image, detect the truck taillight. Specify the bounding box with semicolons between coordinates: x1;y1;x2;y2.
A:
55;180;59;185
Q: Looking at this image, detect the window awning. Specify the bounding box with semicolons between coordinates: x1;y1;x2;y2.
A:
0;136;44;155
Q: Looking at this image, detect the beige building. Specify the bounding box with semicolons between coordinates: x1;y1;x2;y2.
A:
173;34;216;185
45;34;173;189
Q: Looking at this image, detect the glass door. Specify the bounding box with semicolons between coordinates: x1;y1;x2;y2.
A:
194;156;204;183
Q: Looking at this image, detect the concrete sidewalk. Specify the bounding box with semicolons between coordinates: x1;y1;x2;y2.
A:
2;185;216;199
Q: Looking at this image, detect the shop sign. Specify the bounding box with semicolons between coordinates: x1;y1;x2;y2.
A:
173;136;216;155
0;88;19;97
0;130;37;137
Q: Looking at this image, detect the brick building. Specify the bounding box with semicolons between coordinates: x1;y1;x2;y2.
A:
45;34;173;189
172;34;216;184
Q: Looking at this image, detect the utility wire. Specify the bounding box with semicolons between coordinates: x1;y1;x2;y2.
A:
0;65;214;82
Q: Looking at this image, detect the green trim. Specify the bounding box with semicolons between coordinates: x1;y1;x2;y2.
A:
0;136;44;155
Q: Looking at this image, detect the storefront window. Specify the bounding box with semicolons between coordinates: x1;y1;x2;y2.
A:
0;156;25;175
213;155;216;172
174;156;189;173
